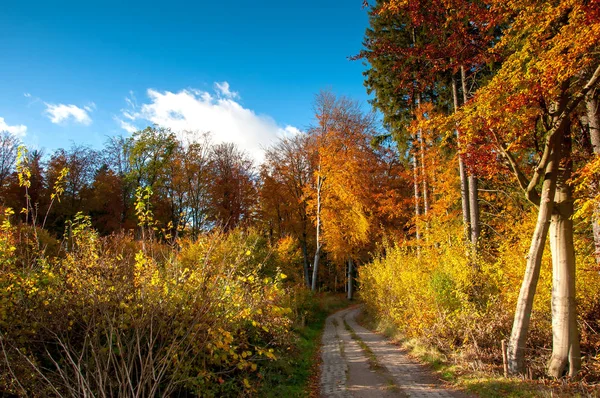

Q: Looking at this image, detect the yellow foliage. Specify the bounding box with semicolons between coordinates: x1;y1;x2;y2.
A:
359;213;600;355
0;217;296;396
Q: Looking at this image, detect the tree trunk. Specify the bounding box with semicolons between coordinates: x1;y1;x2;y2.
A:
415;93;429;217
419;129;430;216
461;65;480;248
413;150;421;254
311;246;321;292
589;91;600;153
301;233;311;289
507;141;561;375
585;92;600;265
452;74;471;241
547;161;581;378
347;257;354;300
311;173;323;291
469;175;480;246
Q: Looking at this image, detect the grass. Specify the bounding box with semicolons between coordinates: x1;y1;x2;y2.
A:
342;314;404;396
257;293;349;398
343;318;382;371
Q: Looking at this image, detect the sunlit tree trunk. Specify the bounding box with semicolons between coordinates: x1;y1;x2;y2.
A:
586;92;600;265
452;74;471;241
468;176;480;245
505;70;598;376
547;152;581;377
416;93;429;216
419;129;429;216
413;149;421;254
311;171;323;291
508;136;561;375
347;257;354;300
461;66;480;248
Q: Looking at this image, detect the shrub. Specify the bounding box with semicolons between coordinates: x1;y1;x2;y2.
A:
0;214;293;397
359;213;600;373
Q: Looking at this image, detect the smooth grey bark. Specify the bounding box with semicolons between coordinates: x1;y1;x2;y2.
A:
499;61;599;378
452;74;471;241
461;66;480;247
504;67;600;374
547;157;581;378
585;92;600;265
311;172;324;291
507;137;561;374
347;257;354;300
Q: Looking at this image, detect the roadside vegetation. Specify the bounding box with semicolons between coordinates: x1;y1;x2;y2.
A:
2;0;600;395
356;0;600;391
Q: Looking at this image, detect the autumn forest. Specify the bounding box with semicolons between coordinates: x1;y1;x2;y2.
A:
2;0;600;396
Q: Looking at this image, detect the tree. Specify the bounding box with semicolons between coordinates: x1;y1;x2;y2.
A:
5;149;47;226
103;135;136;228
307;91;375;291
261;134;314;287
581;90;600;265
209;143;257;230
88;165;125;234
180;132;213;237
0;131;20;194
46;145;98;233
306;91;404;294
455;0;600;376
128;127;177;190
356;0;499;248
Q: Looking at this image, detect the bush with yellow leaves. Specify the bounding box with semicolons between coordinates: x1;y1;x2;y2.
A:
0;211;295;397
359;213;600;374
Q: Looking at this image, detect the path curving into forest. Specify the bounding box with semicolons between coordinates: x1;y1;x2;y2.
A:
319;306;474;398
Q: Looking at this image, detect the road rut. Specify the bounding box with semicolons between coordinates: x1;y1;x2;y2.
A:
319;306;473;398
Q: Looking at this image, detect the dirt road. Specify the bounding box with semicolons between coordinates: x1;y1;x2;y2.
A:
319;306;473;398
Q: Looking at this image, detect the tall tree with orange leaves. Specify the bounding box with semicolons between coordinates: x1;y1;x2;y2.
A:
359;0;600;377
306;91;406;295
260;134;314;287
356;0;500;249
454;0;600;377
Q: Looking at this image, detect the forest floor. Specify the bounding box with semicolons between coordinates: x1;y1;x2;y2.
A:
319;306;475;398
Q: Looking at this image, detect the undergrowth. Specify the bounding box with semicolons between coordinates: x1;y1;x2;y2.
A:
358;299;600;397
0;168;347;397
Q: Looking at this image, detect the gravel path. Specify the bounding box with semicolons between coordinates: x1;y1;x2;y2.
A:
320;306;473;398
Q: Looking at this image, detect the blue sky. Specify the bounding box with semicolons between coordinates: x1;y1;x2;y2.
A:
0;0;372;162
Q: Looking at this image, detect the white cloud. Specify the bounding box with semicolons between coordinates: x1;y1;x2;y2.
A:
125;91;138;110
115;117;137;134
0;117;27;137
24;93;31;98
119;83;301;163
44;103;93;125
214;81;239;99
280;125;302;137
